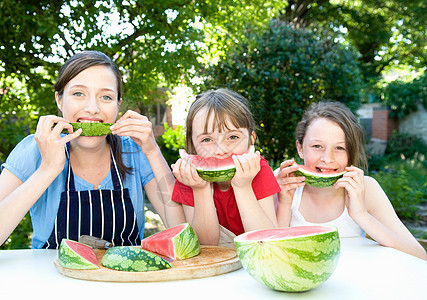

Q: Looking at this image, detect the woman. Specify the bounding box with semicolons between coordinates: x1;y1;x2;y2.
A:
0;50;184;248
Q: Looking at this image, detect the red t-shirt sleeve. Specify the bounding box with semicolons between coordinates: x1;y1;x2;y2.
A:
252;156;281;200
172;180;195;206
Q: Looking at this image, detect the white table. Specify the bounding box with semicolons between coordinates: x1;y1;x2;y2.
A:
0;237;426;300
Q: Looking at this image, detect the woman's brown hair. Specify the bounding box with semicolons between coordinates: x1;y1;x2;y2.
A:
185;88;256;155
295;101;368;171
54;50;132;179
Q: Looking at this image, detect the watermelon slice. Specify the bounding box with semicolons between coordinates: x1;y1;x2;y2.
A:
101;246;172;272
69;122;113;136
234;226;340;292
293;163;346;187
58;239;99;270
179;145;255;182
141;223;200;260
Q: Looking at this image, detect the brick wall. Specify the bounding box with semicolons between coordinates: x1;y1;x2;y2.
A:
371;107;398;141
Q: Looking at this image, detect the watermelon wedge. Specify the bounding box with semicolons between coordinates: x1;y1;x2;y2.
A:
141;223;200;260
69;122;113;136
234;226;340;292
58;239;99;270
293;163;346;187
179;145;255;182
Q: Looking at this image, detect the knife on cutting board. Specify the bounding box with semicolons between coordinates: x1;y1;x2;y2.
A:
79;235;112;249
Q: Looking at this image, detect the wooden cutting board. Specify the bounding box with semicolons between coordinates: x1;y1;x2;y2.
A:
54;245;242;282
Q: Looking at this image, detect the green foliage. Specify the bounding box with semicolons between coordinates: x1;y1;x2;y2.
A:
156;123;185;166
385;131;427;159
204;20;363;162
383;73;427;118
0;213;32;250
370;157;426;221
369;133;426;222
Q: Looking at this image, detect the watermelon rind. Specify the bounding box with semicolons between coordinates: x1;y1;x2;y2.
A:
173;223;200;259
293;164;346;187
69;122;113;136
58;239;99;270
101;246;172;272
179;146;255;182
234;226;340;292
141;223;200;260
196;168;236;182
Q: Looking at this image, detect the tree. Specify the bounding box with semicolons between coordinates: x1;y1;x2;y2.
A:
277;1;426;80
0;0;284;161
204;20;363;162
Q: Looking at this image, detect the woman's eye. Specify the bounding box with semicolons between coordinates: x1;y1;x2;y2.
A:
201;138;212;143
336;146;346;151
312;144;322;149
73;92;83;97
102;95;113;101
228;135;239;140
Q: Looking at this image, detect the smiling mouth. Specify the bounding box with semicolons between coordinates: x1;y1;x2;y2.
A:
316;167;338;172
78;119;103;123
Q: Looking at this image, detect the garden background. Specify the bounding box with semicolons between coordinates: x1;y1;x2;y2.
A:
0;0;425;249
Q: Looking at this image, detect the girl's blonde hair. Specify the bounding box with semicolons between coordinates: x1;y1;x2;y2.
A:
185;88;255;154
296;101;368;171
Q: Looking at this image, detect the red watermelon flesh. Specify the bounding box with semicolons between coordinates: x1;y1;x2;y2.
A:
141;223;200;260
66;240;98;266
179;145;255;170
241;226;333;241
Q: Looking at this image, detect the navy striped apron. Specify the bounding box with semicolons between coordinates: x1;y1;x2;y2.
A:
43;145;140;249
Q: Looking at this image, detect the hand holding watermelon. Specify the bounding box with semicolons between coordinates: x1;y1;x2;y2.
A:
275;159;305;204
230;150;261;188
172;155;211;190
110;110;158;156
334;166;367;220
35;115;82;174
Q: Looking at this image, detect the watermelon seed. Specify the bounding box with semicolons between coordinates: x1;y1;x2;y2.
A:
258;241;264;245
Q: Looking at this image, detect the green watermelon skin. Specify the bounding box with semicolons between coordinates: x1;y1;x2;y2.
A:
234;226;340;292
101;246;172;272
293;165;345;188
58;239;99;270
196;169;236;182
69;122;113;136
179;146;254;182
141;223;200;260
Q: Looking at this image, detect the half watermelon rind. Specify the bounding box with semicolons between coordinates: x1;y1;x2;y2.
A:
234;226;340;292
100;246;172;272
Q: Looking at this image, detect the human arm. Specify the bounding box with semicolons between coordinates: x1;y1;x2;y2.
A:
335;167;427;260
111;110;185;228
231;151;278;231
0;116;80;246
172;156;220;245
274;159;305;227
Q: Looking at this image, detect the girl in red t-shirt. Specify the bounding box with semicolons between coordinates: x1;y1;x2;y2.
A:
172;88;280;246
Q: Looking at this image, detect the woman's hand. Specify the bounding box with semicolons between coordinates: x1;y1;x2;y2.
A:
34;115;81;174
231;151;261;188
172;156;210;191
110;110;157;155
334;166;367;220
275;159;305;205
